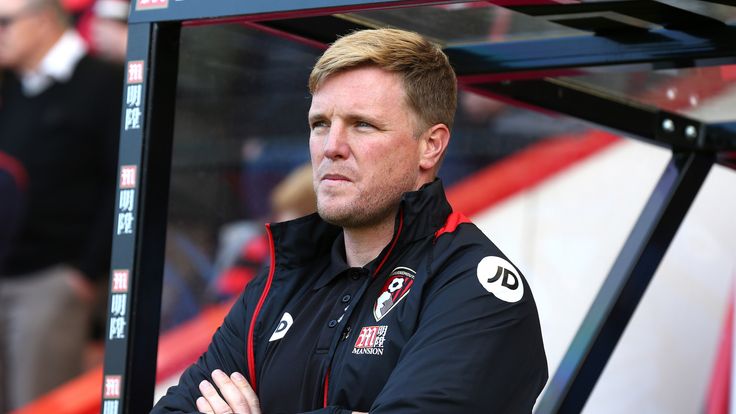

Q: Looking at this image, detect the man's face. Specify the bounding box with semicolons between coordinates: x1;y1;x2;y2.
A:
309;66;424;229
0;0;44;71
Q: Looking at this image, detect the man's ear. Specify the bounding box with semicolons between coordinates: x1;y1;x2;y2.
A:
418;123;450;173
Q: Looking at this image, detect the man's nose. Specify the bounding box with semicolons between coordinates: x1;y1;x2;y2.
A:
323;123;350;160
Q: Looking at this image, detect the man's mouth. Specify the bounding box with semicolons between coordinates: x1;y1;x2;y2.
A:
322;173;351;182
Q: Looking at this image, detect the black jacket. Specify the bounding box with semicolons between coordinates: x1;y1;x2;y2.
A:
0;56;121;281
152;180;548;413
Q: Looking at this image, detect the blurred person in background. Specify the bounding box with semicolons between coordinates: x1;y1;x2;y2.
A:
0;152;26;267
61;0;129;62
88;0;129;62
216;163;317;298
0;0;122;410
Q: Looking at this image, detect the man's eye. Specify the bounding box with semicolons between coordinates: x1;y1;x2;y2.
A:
311;121;328;130
356;121;374;129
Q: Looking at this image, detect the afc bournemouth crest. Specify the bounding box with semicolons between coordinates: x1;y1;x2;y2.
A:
373;267;415;321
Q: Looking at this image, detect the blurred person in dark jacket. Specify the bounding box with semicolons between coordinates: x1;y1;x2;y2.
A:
0;152;26;266
0;0;122;410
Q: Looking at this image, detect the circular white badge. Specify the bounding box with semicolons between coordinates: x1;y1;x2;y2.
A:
477;256;524;303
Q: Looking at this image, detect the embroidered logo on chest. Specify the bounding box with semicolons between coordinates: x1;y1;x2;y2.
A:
373;267;415;321
269;312;293;342
352;325;388;356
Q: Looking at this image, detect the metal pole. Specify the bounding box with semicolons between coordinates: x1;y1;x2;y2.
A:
536;151;714;414
101;21;181;414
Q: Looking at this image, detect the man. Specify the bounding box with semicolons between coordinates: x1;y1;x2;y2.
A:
153;28;547;413
0;0;121;410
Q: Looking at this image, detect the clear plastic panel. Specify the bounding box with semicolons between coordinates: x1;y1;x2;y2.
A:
341;2;588;46
659;0;736;25
162;21;589;331
559;64;736;122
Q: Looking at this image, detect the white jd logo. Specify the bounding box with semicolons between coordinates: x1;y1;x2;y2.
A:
269;312;293;342
488;266;519;290
477;256;524;303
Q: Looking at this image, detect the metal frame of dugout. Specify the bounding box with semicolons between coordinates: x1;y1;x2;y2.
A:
101;0;736;413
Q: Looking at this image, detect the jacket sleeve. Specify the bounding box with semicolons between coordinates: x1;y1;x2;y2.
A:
300;408;352;414
150;286;253;413
370;245;548;413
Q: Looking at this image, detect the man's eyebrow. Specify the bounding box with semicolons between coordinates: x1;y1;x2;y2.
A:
307;111;384;125
344;113;383;126
308;112;325;123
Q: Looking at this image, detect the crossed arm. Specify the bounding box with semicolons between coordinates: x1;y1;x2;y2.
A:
195;370;365;414
156;248;547;413
195;369;260;414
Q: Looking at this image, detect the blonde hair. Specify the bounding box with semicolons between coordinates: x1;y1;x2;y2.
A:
270;164;316;217
309;28;457;131
28;0;70;28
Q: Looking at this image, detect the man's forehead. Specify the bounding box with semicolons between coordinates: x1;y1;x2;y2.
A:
316;66;403;90
309;67;407;114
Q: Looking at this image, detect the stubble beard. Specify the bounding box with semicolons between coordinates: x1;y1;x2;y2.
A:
317;175;416;230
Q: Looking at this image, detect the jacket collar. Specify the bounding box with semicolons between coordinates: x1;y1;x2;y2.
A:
269;179;453;289
398;179;453;244
20;30;87;96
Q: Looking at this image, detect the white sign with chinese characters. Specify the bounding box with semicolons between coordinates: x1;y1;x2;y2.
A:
102;399;119;414
108;291;127;340
136;0;169;10
116;166;137;236
109;315;127;340
103;375;122;414
111;269;129;293
124;61;144;131
104;375;122;398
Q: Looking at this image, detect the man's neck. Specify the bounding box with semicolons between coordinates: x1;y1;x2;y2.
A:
19;28;65;75
343;213;397;268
